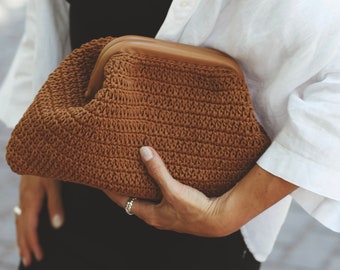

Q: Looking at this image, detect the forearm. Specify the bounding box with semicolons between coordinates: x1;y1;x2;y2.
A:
216;164;298;235
105;147;299;238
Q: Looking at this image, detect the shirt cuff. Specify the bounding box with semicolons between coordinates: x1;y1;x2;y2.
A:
257;140;340;201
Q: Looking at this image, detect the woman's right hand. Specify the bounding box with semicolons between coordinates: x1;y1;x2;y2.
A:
16;175;64;267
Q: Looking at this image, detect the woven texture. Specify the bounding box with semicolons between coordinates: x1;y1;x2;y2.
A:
6;36;270;200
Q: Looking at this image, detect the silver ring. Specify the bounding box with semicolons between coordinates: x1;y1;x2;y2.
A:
13;206;22;216
125;197;137;215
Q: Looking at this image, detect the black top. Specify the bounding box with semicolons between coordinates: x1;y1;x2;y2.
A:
67;0;173;49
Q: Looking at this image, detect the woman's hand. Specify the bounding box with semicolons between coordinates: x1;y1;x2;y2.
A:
105;146;225;236
104;146;297;237
16;175;64;267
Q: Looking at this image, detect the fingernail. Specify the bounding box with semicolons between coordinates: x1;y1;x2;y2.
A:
140;146;153;161
52;214;63;229
22;257;28;267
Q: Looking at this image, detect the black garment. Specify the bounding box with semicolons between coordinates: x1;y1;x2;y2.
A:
67;0;173;49
19;1;261;269
20;184;259;270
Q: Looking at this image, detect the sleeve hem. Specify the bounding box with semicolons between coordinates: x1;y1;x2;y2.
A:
257;140;340;201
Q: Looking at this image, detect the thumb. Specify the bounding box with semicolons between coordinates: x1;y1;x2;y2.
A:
139;146;182;196
45;180;64;229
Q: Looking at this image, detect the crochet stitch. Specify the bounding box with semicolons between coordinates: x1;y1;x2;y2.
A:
6;36;270;201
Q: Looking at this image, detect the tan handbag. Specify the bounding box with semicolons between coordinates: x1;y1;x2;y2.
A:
6;35;270;201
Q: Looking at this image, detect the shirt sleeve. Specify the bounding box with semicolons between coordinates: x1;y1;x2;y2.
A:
258;50;340;232
0;0;70;128
258;47;340;199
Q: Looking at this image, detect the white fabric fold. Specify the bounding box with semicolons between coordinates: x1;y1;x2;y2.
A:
0;0;70;128
1;0;340;262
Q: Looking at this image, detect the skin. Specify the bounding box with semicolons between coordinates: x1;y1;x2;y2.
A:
105;147;298;236
16;146;297;267
16;176;64;267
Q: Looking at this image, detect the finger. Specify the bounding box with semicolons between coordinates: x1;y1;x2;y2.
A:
19;177;45;263
46;181;64;229
25;208;43;262
16;213;31;267
103;190;150;217
123;197;158;224
103;190;158;225
16;202;43;264
139;146;181;197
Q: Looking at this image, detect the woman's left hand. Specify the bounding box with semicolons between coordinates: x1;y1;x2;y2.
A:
103;146;234;237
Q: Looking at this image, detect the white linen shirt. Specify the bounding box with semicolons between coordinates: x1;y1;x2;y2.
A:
1;0;340;262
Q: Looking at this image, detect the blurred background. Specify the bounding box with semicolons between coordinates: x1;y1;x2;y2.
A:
0;1;339;269
0;0;26;269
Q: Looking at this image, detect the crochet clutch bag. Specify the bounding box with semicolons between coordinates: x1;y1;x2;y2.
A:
6;35;270;201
